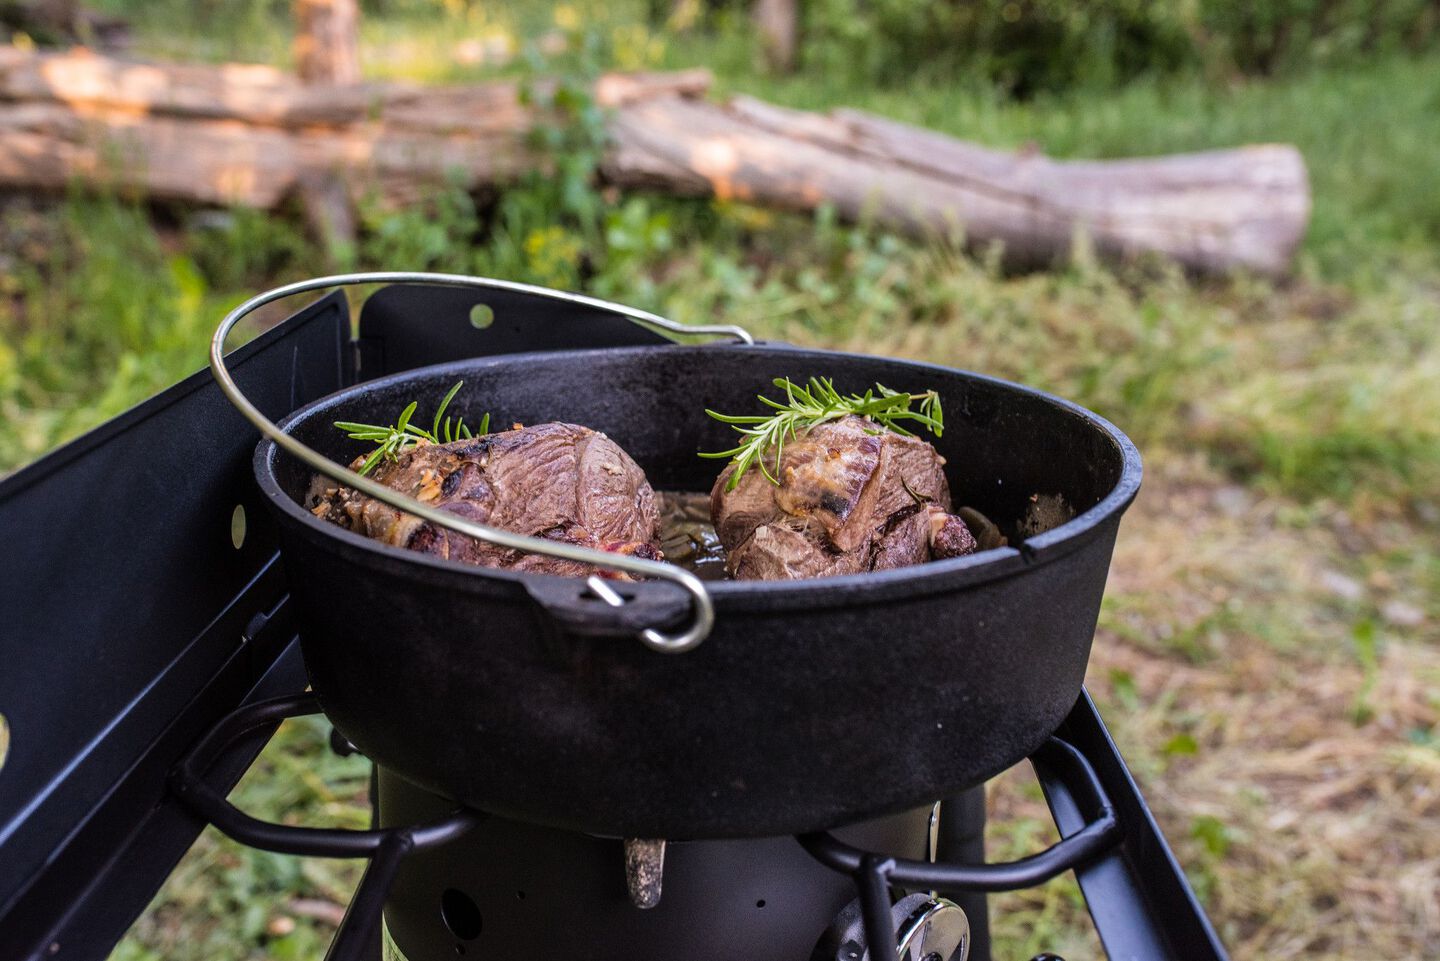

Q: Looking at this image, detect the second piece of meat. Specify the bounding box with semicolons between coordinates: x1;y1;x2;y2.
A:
710;415;977;580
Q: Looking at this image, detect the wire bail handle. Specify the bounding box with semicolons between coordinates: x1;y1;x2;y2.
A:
211;272;754;653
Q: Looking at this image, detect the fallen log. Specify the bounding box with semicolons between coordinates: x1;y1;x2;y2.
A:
0;47;1310;275
0;47;712;130
605;96;1310;275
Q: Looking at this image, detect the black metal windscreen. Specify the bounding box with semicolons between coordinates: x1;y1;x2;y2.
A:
0;293;350;958
355;281;672;378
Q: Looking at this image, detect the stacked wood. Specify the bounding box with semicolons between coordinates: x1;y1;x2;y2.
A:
0;47;710;208
0;46;1310;275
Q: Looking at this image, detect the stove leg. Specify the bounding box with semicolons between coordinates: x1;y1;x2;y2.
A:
935;786;991;961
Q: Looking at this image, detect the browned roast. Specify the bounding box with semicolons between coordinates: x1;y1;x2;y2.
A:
711;415;977;580
308;422;661;577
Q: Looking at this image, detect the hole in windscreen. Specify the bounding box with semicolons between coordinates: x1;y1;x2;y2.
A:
441;888;482;941
469;303;495;330
230;504;247;550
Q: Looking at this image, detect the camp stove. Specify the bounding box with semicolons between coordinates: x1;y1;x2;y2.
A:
0;282;1229;961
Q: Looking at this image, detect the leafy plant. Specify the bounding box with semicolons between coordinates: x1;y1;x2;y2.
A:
701;377;943;489
798;0;1440;95
357;174;480;274
333;381;489;476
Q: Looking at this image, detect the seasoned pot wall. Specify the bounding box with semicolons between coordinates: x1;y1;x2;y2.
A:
257;345;1139;839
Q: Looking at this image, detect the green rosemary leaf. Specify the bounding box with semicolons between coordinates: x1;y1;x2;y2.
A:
703;408;771;425
357;444;387;477
333;382;490;474
704;376;943;487
395;401;417;436
697;447;746;459
433;380;464;439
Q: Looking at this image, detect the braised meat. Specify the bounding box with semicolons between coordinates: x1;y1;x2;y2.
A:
711;415;977;580
309;423;661;577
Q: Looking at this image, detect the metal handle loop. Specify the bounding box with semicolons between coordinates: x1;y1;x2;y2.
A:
212;272;753;653
798;738;1120;893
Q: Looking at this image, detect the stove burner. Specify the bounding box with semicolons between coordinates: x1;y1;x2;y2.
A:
160;691;1226;961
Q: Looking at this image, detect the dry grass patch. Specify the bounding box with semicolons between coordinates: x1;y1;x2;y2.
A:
981;451;1439;960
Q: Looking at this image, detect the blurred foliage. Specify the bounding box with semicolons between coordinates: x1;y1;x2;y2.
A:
798;0;1439;95
85;0;1440;93
1200;0;1440;75
802;0;1197;95
0;194;215;465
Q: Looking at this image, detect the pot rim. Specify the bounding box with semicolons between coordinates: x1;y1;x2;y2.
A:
254;343;1142;611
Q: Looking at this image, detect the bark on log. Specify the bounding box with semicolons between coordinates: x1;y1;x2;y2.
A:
605;96;1310;275
0;98;534;208
0;49;712;207
0;47;1311;275
0;48;710;129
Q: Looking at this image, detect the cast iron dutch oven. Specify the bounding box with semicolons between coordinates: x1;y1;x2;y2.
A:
216;274;1142;840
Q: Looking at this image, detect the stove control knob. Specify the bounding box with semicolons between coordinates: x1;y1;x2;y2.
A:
813;893;969;961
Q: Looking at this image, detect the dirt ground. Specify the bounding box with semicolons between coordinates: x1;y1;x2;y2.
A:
987;452;1439;959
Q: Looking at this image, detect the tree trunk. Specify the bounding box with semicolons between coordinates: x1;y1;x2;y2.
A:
292;0;361;253
293;0;360;86
753;0;798;73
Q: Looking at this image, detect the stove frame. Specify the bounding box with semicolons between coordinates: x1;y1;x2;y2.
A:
0;283;1227;961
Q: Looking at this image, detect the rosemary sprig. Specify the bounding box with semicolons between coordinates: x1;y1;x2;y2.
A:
700;376;943;490
333;380;491;476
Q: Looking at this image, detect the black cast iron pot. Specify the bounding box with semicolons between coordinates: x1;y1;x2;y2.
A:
250;324;1141;840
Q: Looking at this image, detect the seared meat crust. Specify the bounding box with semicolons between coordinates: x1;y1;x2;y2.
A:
309;422;661;578
711;415;977;580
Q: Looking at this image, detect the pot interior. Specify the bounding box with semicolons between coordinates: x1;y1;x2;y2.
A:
270;343;1137;562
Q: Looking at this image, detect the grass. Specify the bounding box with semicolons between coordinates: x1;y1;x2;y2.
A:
0;2;1434;959
108;716;371;961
